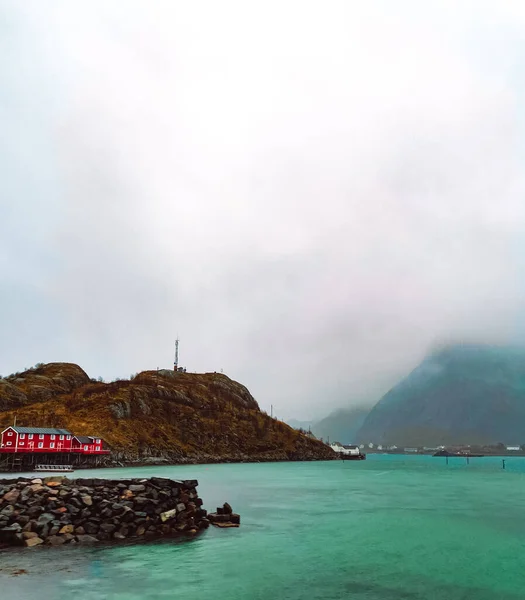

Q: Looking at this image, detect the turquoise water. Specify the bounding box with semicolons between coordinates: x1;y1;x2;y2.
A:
2;455;525;599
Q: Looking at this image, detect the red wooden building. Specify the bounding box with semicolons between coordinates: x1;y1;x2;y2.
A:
0;427;110;455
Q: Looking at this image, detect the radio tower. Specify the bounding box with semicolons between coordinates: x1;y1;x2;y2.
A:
174;338;179;372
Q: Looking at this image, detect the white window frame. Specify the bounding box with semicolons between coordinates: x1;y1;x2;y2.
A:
66;435;71;440
50;442;55;449
39;434;44;440
50;434;56;440
28;434;33;440
96;446;101;451
20;434;25;439
6;442;12;446
84;445;88;451
38;442;43;449
7;431;12;436
59;435;64;440
19;442;25;446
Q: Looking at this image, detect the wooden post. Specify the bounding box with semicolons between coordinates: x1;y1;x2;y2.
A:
502;459;506;470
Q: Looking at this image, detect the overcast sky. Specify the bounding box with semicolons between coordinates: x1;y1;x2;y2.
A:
2;1;525;420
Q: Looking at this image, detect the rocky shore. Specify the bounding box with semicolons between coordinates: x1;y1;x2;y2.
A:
0;476;211;549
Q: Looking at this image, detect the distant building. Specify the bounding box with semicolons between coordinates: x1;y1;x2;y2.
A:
404;447;419;453
506;446;521;452
330;443;361;456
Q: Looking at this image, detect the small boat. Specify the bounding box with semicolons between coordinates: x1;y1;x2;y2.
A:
34;464;74;473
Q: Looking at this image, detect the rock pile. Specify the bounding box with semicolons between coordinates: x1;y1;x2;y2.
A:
208;502;240;528
0;476;210;548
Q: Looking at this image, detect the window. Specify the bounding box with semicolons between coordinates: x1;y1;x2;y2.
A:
39;434;44;440
20;434;25;439
28;434;33;440
19;442;24;446
96;446;100;451
38;442;43;449
66;435;71;440
6;442;12;446
59;435;64;440
96;439;101;443
7;431;12;436
50;434;56;440
84;445;88;451
50;442;55;449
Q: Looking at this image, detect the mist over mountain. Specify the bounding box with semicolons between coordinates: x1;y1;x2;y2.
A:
356;345;525;447
311;407;370;444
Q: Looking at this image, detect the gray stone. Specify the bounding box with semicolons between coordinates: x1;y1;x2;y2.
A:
81;495;92;506
129;484;145;492
37;513;55;525
46;535;66;546
76;534;99;544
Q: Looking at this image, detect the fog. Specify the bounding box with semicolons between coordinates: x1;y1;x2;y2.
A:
2;0;525;420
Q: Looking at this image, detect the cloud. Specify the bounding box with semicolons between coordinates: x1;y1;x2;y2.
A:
2;0;525;419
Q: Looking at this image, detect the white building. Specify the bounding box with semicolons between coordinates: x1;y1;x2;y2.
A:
330;443;361;456
506;446;521;451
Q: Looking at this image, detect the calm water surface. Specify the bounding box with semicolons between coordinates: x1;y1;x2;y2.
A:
2;455;525;599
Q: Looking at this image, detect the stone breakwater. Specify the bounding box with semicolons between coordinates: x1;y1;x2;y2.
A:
0;476;210;549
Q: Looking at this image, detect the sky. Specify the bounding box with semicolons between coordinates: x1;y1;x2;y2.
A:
2;0;525;420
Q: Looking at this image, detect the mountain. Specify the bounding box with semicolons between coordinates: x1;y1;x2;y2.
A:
312;407;370;444
357;345;525;446
0;363;334;463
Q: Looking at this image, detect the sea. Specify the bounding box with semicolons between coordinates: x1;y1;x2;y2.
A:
2;454;525;600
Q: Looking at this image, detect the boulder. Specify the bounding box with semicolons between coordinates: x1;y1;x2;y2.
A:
25;536;44;547
76;534;99;544
129;484;145;492
59;524;74;534
47;535;66;546
3;489;20;504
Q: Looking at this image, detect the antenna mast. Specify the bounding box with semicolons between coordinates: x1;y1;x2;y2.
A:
174;338;179;371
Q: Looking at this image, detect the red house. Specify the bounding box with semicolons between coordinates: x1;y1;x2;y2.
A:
0;427;73;453
0;427;110;455
72;435;110;455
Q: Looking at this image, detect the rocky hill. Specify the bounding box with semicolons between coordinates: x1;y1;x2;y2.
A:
357;345;525;446
0;363;334;464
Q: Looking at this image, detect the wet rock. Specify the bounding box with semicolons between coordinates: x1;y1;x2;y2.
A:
0;476;207;550
128;484;145;492
47;535;66;546
25;536;44;547
3;489;20;504
76;534;99;544
59;524;74;534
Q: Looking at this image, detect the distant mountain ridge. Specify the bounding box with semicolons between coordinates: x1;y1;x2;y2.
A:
357;344;525;446
312;407;369;444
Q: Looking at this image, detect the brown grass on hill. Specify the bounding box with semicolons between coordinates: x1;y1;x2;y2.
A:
0;364;335;463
